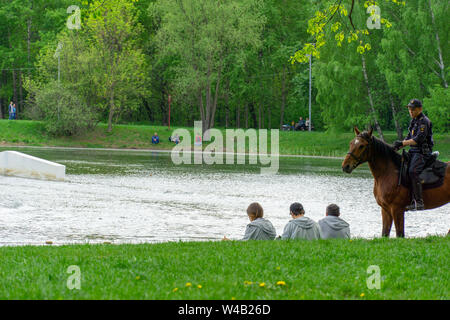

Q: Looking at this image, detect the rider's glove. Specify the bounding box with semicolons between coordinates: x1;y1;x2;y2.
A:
393;140;403;150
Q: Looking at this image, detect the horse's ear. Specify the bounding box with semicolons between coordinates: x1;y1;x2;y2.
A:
368;125;373;137
354;126;360;136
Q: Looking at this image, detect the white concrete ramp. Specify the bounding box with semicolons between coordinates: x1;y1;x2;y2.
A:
0;151;65;181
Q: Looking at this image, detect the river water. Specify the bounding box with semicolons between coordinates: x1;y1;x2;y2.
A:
0;147;448;245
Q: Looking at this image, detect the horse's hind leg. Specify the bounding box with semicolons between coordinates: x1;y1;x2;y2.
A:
393;209;405;238
381;208;393;237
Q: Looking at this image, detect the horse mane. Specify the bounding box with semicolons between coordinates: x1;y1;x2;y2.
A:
359;132;402;168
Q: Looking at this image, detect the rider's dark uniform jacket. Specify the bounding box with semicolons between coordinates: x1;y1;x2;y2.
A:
406;113;433;154
406;113;434;180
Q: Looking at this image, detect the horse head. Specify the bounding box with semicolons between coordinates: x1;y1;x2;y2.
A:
342;126;373;173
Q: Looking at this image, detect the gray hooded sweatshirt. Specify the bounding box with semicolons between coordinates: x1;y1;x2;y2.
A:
242;218;277;240
318;216;350;239
281;216;321;240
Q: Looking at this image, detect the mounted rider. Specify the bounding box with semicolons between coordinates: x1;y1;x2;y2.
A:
393;99;434;211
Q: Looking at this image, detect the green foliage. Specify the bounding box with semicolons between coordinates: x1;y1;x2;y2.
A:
27;81;96;136
291;0;403;64
423;86;450;133
153;0;265;130
0;0;448;134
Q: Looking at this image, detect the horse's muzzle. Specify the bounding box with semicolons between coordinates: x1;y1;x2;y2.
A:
342;164;353;173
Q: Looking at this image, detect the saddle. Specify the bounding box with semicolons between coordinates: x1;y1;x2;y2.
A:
398;150;447;190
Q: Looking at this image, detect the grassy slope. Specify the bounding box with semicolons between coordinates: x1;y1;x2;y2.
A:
1;120;449;160
0;237;448;300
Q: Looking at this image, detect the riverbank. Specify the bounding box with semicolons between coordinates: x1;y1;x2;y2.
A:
0;236;448;299
1;120;449;160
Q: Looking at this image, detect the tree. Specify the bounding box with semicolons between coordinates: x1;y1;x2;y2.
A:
291;0;404;63
85;0;148;132
25;80;95;136
153;0;265;133
0;0;75;117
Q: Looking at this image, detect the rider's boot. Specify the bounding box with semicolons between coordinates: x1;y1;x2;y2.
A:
406;181;425;211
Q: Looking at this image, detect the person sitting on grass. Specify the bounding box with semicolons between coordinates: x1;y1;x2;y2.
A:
318;204;350;239
151;132;160;144
281;202;321;240
295;117;306;131
223;202;276;241
169;133;180;144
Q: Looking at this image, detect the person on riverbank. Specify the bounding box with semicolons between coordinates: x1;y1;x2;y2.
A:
295;117;306;131
169;133;180;144
194;133;202;146
281;202;321;240
151;132;160;144
318;204;350;239
8;102;13;120
223;202;277;241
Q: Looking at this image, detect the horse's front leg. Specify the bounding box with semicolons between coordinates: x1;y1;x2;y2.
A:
392;209;405;238
381;208;393;237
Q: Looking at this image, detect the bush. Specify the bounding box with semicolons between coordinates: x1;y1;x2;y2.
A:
28;81;97;136
423;86;449;133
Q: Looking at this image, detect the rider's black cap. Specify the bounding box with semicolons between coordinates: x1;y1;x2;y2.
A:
406;99;422;109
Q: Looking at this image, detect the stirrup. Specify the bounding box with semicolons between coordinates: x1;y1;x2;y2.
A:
406;199;425;211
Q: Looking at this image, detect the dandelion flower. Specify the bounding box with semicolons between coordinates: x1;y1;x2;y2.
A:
259;282;266;287
135;276;141;280
360;293;365;297
276;281;286;286
197;284;202;289
244;281;253;285
276;266;281;270
173;288;178;292
186;282;192;287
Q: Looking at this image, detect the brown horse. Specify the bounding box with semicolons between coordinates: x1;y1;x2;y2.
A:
342;127;450;237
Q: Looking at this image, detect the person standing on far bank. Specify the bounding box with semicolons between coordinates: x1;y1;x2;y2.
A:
12;103;17;120
8;101;13;120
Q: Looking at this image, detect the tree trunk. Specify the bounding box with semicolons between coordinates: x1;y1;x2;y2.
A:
209;63;222;129
279;66;286;129
12;70;17;106
236;105;240;128
205;86;211;131
27;19;31;68
361;56;384;141
261;104;265;129
258;104;262;129
107;90;115;133
245;104;249;129
389;94;403;140
268;104;271;129
224;82;229;128
159;83;167;125
428;0;447;88
225;104;229;128
19;70;23;117
198;90;206;133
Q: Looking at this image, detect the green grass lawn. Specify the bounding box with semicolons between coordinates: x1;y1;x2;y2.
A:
1;120;449;160
0;237;448;300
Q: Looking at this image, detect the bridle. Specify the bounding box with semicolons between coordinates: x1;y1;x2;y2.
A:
346;135;372;168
